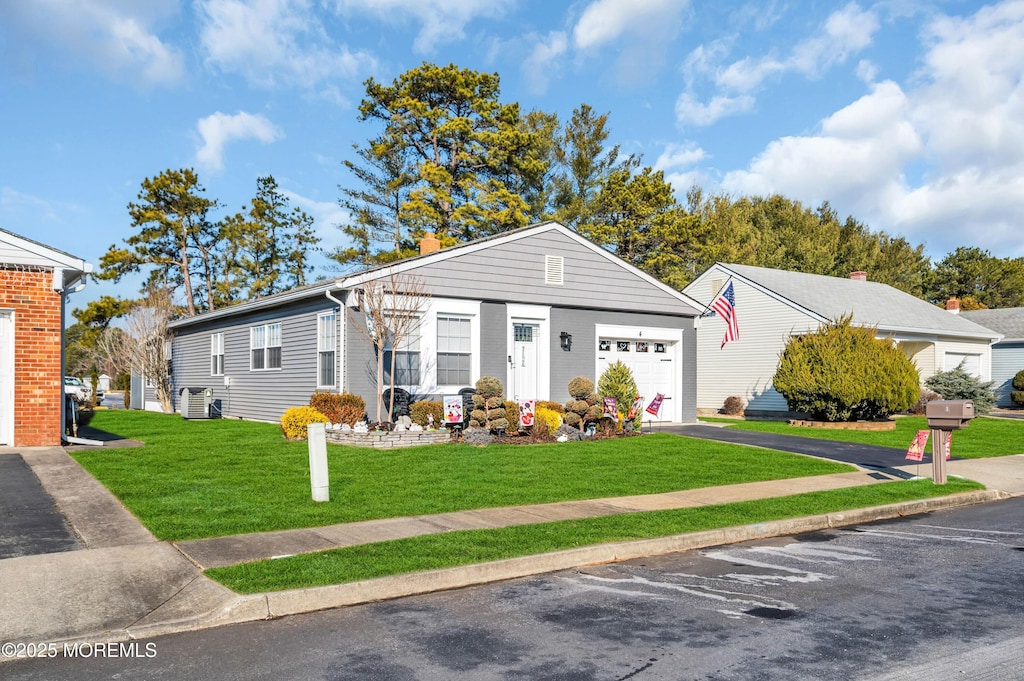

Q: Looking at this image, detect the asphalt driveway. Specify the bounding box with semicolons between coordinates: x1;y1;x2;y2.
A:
0;453;80;559
664;423;922;470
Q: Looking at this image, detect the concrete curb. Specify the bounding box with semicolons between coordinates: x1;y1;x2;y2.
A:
181;489;1009;630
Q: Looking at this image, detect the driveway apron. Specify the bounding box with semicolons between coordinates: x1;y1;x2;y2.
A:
0;453;80;559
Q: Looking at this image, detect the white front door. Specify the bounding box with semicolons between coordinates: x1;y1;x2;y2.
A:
512;322;540;400
0;311;12;445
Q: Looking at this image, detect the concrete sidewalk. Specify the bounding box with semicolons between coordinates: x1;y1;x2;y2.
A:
1;444;1021;650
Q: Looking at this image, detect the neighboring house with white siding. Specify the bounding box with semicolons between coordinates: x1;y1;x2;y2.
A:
682;263;1002;416
960;308;1024;408
165;222;704;424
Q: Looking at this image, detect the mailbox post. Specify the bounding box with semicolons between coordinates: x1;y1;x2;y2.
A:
924;400;974;484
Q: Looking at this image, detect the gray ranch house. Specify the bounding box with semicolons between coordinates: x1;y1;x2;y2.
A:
960;308;1024;407
682;263;1002;416
165;222;704;424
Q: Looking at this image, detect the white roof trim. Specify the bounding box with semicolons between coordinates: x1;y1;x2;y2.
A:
0;228;92;273
168;281;343;329
340;222;705;314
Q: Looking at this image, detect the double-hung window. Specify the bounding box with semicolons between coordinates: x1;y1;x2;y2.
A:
384;313;421;387
210;332;224;376
251;322;282;370
436;314;471;386
317;312;337;388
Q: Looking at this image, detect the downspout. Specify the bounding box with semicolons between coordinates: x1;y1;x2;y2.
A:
54;265;96;445
325;286;347;393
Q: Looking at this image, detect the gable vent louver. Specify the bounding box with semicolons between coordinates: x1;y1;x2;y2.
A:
545;255;564;285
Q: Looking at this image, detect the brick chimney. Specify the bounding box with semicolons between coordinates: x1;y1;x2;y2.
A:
849;271;867;281
419;232;441;255
946;296;960;314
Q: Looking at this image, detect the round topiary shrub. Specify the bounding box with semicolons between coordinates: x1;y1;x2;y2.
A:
773;315;919;421
281;406;328;439
475;376;504;399
568;376;595;400
1012;369;1024;406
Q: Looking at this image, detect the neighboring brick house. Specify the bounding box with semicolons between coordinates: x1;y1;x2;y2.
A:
0;228;91;447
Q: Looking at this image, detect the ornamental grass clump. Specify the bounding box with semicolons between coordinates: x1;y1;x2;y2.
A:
773;315;919;421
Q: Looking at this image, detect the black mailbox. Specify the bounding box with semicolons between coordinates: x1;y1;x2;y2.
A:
926;399;975;430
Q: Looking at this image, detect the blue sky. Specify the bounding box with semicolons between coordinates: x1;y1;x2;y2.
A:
2;0;1022;311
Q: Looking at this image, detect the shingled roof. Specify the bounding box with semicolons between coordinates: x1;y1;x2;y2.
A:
716;263;1001;341
960;308;1024;342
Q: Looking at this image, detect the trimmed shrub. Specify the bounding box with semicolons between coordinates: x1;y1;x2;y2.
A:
469;376;506;432
534;406;562;437
909;389;942;415
1011;369;1024;406
310;391;366;426
598;360;641;430
773;315;919;421
536;400;565;414
504;400;521;431
925;363;997;414
410;400;443;427
281;406;328;439
567;376;595;400
564;411;582;427
722;396;745;416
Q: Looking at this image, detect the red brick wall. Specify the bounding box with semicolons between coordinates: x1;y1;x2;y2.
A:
0;267;63;447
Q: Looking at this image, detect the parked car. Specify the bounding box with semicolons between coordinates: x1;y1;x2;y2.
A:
64;376;92;402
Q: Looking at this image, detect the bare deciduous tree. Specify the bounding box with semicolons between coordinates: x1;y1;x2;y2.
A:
98;288;176;412
349;270;430;424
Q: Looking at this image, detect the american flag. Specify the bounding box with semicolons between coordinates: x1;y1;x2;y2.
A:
711;281;739;349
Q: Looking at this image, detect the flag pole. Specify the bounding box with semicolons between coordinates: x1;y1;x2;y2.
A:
698;275;734;317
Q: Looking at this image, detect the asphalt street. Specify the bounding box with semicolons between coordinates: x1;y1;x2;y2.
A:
5;497;1022;680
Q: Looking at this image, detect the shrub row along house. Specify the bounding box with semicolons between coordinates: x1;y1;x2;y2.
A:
682;263;1003;416
164;222;704;424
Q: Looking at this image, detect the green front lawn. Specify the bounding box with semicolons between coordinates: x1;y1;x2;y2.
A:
700;415;1024;459
75;410;853;542
206;477;984;593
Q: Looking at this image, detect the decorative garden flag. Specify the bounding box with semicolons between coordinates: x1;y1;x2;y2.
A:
519;399;535;428
646;393;665;416
905;430;929;461
444;396;463;425
603;397;618;419
628;396;643;420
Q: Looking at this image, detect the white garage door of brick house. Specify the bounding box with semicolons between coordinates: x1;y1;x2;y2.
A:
595;324;683;422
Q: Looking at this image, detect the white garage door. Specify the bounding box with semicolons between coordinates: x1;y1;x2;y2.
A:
597;335;678;421
0;311;12;445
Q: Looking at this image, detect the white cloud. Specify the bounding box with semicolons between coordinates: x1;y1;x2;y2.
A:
334;0;514;53
0;187;62;223
0;0;184;87
678;3;879;128
572;0;686;50
675;92;755;127
281;189;350;252
718;2;1024;257
198;0;375;88
654;142;708;192
521;31;569;95
195;112;282;173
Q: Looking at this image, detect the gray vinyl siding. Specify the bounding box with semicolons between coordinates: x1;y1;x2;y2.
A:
171;297;339;423
991;342;1024;407
480;302;506;381
403;230;690;315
